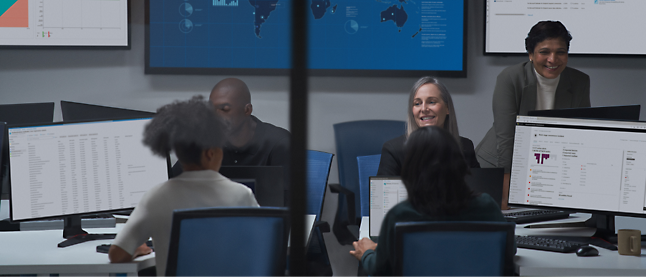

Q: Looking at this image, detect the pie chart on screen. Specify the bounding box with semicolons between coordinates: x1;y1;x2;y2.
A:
0;0;28;28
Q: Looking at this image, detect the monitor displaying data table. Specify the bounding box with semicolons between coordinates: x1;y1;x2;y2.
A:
146;0;467;77
509;116;646;217
8;117;169;222
0;0;130;47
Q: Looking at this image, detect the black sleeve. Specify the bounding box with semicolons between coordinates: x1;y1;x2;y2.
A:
461;137;481;168
377;141;401;176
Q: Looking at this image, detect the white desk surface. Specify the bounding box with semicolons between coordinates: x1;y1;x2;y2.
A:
0;214;316;276
0;224;154;276
360;214;646;276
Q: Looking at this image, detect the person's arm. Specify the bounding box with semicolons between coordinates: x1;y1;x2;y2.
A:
377;141;401;176
460;137;481;168
492;68;522;172
108;243;153;263
350;237;377;260
578;74;591;107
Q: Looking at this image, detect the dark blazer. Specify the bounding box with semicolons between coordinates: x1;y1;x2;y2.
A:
476;61;590;172
377;134;480;176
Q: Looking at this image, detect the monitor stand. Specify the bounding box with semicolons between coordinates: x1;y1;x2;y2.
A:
57;215;116;248
525;214;618;250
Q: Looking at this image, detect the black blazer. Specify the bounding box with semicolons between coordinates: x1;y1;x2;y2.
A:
376;134;480;176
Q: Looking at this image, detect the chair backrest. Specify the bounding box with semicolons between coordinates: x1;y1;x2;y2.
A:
306;150;334;220
394;221;515;276
357;154;381;217
166;207;290;276
333;120;405;221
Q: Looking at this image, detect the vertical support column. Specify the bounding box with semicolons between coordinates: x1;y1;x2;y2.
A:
289;0;308;275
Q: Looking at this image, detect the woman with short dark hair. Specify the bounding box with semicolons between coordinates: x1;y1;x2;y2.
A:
477;20;590;172
351;126;507;276
109;95;259;276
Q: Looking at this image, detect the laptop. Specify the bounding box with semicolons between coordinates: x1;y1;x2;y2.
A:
367;169;505;239
368;176;407;240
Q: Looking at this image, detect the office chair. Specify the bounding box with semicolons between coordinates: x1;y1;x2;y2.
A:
357;154;381;217
166;207;290;276
331;120;405;245
394;221;516;276
305;150;334;275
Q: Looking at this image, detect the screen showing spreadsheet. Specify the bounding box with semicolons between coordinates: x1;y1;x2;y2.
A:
8;118;169;221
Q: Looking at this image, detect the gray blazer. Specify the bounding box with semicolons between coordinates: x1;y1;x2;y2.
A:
476;61;591;172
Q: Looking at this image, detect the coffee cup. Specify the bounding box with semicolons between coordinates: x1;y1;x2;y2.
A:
617;229;641;256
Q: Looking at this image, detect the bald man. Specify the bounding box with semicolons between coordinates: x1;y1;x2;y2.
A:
171;78;291;178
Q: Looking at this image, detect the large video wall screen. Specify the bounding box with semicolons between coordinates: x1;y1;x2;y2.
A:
146;0;467;77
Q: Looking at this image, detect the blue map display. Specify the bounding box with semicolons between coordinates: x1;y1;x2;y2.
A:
148;0;465;74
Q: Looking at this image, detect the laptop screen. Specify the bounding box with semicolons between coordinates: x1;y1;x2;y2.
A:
369;176;408;237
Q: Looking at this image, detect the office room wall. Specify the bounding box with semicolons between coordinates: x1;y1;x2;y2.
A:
1;4;645;196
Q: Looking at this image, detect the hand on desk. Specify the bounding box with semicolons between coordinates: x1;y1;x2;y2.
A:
350;238;377;261
108;243;152;263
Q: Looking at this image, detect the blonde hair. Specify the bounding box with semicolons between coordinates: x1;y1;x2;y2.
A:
406;77;461;147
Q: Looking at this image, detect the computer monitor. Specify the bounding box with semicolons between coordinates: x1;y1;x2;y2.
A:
369;176;407;238
528;105;641;121
8;117;170;247
219;166;285;207
509;116;646;247
465;168;505;209
0;103;55;200
61;101;155;122
0;102;55;125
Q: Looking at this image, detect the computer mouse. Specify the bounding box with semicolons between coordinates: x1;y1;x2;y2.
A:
576;245;599;257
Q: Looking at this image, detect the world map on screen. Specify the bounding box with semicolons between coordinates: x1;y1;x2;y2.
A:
148;0;464;72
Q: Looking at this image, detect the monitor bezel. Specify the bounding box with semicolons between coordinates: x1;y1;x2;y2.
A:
507;116;646;219
7;115;171;223
144;0;468;78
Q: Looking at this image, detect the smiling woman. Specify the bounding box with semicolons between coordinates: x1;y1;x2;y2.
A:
475;21;591;172
376;77;481;176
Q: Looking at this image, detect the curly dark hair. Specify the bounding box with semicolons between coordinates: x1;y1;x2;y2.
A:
525;21;572;54
400;126;476;216
143;95;226;166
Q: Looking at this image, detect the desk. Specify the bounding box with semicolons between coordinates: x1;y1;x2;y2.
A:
0;214;316;276
0;225;154;276
360;215;646;276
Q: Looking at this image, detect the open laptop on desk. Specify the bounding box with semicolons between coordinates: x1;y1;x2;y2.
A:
368;176;407;240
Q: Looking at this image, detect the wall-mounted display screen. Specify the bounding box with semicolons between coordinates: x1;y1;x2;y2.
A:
146;0;467;77
484;0;646;56
0;0;129;47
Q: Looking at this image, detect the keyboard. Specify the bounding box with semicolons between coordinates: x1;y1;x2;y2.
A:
516;235;588;253
504;210;570;224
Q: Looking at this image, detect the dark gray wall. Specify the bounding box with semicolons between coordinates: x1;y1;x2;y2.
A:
0;0;644;187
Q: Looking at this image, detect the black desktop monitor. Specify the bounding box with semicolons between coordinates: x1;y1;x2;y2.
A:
8;117;170;247
465;168;504;209
61;101;155;122
509;116;646;249
528;105;641;121
219;166;285;207
0;102;55;125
